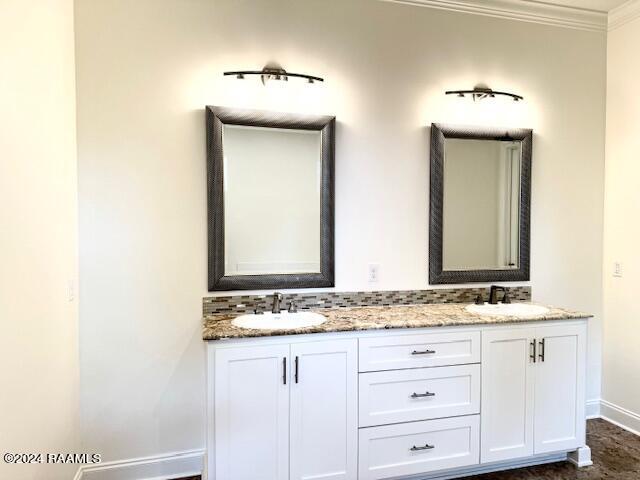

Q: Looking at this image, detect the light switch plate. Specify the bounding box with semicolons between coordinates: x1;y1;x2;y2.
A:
613;262;623;278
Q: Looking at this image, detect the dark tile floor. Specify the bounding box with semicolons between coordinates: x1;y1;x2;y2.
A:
175;419;639;480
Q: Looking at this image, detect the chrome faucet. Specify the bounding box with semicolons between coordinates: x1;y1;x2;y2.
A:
271;292;283;313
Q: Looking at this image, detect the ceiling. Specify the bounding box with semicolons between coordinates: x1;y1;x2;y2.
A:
525;0;629;12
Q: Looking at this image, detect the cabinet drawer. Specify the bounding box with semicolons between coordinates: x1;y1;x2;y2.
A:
359;331;480;372
359;364;480;427
358;415;480;480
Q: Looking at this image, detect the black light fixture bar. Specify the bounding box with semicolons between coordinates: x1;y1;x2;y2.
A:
445;86;523;102
223;66;324;84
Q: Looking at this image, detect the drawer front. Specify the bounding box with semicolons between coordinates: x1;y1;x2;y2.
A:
359;331;480;372
358;415;480;480
359;364;480;427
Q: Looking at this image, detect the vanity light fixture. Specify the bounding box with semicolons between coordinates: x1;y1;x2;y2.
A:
445;85;523;102
223;64;324;85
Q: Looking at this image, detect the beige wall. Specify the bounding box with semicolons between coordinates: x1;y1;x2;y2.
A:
75;0;606;464
602;16;640;428
0;1;79;479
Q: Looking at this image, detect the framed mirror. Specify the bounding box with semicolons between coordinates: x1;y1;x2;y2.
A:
429;123;532;284
206;106;335;291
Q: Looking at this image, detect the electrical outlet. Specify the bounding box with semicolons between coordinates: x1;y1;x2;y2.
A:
368;263;379;283
613;262;623;278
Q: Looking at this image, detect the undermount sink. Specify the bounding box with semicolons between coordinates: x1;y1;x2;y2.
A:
232;311;327;330
465;303;550;317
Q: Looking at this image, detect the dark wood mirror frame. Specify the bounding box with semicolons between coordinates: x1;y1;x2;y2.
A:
206;106;336;291
429;123;533;285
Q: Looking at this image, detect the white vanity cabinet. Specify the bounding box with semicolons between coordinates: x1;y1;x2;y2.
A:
481;327;536;463
533;324;587;454
213;344;290;480
289;340;358;480
481;323;587;463
357;330;482;480
207;319;589;480
209;338;358;480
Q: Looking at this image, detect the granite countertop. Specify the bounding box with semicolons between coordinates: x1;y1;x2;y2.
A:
202;302;591;341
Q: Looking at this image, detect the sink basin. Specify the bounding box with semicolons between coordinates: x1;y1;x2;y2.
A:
232;311;327;330
465;303;550;317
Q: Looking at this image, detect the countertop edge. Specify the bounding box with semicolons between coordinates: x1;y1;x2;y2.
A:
202;303;592;341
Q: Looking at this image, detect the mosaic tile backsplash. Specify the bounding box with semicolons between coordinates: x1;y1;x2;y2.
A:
203;286;531;316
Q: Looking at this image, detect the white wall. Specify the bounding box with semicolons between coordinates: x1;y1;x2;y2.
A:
75;0;606;465
0;1;79;479
602;14;640;428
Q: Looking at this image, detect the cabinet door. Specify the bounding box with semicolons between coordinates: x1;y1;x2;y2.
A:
481;328;536;463
534;324;587;454
215;344;290;480
290;339;358;480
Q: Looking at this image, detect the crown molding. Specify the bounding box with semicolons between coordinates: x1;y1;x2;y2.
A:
609;0;640;30
379;0;607;32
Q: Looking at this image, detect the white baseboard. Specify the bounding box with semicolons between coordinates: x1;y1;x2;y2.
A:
74;449;204;480
586;398;602;419
600;399;640;436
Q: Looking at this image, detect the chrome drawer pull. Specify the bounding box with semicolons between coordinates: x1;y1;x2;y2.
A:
411;349;436;355
410;444;435;451
410;391;436;398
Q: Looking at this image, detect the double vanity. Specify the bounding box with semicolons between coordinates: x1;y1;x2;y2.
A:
203;105;589;479
204;295;591;480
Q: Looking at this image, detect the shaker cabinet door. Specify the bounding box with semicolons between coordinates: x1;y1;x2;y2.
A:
534;324;587;454
214;344;290;480
290;339;358;480
481;328;536;463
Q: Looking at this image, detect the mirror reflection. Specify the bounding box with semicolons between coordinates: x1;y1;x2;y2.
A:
223;125;322;276
443;138;521;271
